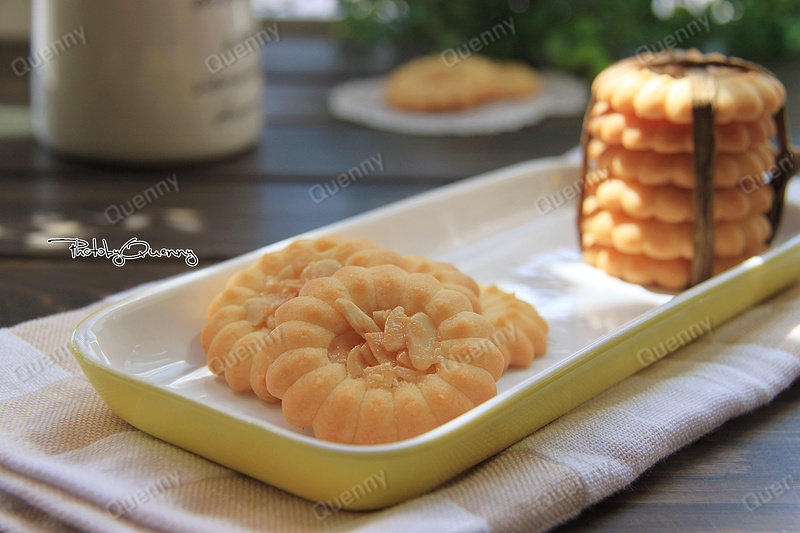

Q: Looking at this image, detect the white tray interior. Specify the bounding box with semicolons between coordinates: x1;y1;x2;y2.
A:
78;157;800;440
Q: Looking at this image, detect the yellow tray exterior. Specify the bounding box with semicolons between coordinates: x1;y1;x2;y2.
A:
72;235;800;510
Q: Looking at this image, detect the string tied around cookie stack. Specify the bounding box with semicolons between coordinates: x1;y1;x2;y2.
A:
578;48;800;289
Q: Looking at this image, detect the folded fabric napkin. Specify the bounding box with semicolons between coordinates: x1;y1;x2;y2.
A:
1;280;799;533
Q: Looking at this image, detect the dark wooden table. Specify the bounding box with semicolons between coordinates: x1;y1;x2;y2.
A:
1;32;799;532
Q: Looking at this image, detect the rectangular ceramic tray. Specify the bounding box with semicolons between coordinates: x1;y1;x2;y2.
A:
72;156;800;510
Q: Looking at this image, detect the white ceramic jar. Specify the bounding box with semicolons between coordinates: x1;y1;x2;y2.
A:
30;0;264;163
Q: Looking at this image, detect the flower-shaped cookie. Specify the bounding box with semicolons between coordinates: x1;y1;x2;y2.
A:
592;49;785;124
201;235;406;392
252;264;506;444
588;104;775;154
589;139;776;189
594;178;774;223
583;245;763;290
385;55;497;112
581;208;771;260
479;285;548;368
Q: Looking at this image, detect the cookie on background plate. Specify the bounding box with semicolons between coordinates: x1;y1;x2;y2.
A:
384;54;542;112
385;55;498;112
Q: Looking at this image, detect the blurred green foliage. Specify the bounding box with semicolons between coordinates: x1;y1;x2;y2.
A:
335;0;800;77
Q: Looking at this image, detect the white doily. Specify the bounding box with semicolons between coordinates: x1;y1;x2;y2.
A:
327;71;589;136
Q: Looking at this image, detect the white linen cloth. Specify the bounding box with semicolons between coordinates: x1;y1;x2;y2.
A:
1;280;799;532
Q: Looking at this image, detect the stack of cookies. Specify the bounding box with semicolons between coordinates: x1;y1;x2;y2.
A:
580;49;788;290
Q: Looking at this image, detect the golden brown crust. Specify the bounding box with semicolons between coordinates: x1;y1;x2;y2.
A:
594;178;774;223
592;49;786;124
478;285;548;368
202;235;404;396
202;236;551;444
581;207;771;260
588;139;776;189
583;244;765;290
264;265;504;445
490;60;542;100
403;255;481;313
587;105;775;154
202;234;489;402
581;50;785;289
385;55;497;112
384;55;541;112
